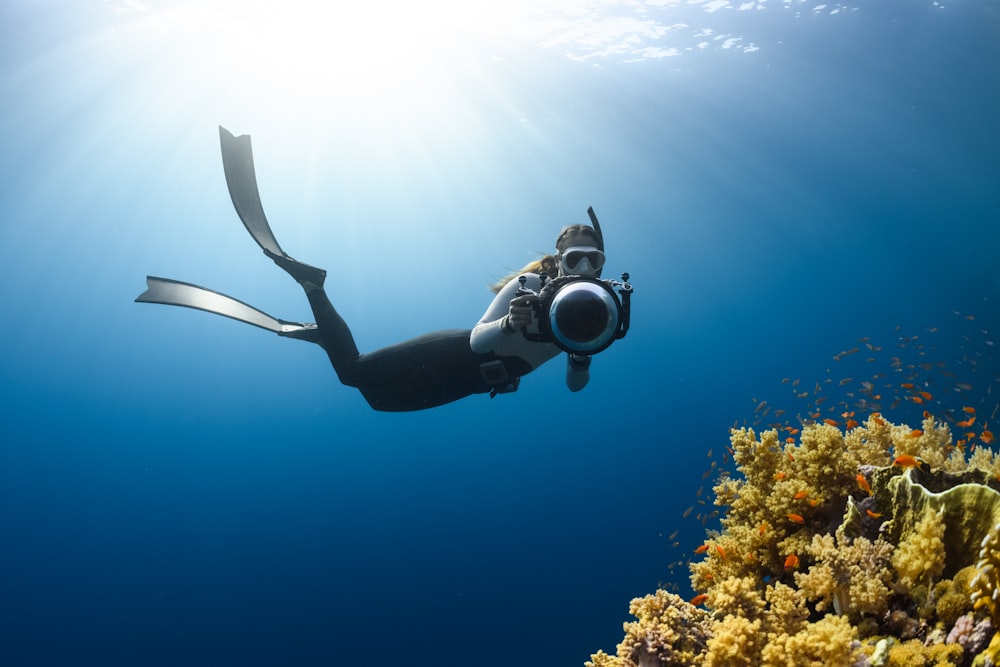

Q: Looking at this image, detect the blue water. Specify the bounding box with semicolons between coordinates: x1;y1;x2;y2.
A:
1;1;998;665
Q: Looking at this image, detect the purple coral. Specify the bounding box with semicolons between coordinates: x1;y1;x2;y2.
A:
946;612;992;655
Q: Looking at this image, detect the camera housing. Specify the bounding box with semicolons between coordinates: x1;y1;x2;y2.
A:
519;274;632;355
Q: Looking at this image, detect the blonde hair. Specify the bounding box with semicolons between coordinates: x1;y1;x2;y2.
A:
487;225;601;294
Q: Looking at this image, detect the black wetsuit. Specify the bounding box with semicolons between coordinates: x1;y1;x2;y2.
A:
305;288;530;411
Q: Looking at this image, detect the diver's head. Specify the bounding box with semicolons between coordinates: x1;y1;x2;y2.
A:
555;225;604;278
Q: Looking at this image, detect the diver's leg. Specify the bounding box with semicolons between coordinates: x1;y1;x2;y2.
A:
300;284;363;387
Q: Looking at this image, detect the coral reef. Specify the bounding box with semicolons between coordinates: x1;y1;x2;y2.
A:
585;590;711;667
589;413;1000;667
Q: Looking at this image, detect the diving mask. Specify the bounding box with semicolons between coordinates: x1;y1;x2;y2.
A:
558;246;606;276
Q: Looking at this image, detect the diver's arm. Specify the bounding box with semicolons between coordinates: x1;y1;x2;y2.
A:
565;354;591;392
471;278;532;354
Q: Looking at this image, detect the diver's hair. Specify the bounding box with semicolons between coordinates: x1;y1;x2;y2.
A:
488;225;601;294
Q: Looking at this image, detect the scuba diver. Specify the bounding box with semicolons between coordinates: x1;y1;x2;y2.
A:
137;127;632;412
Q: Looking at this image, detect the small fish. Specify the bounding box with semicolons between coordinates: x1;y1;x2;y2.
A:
758;522;768;535
982;430;995;444
964;406;977;414
694;543;709;554
823;418;840;427
793;490;809;500
784;553;799;569
690;593;709;606
866;509;883;519
958;417;976;428
846;419;859;430
774;472;787;480
855;474;872;495
788;513;805;524
716;545;727;560
668;530;679;541
910;396;925;405
918;391;933;401
894;454;921;468
910;429;923;437
682;506;694;518
808;498;819;507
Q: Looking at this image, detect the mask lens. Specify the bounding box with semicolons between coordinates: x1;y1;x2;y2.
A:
562;248;605;272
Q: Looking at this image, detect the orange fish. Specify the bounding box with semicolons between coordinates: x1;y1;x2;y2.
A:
923;411;931;419
894;454;921;468
690;593;709;606
866;509;883;519
788;513;805;524
823;418;840;427
716;545;727;560
958;417;976;428
855;474;872;495
901;383;915;389
910;429;923;437
846;419;859;430
910;396;925;405
982;430;995;444
963;406;977;414
918;391;933;401
774;472;787;480
785;437;795;444
793;490;809;500
694;543;709;554
809;499;819;507
784;553;799;569
758;522;768;535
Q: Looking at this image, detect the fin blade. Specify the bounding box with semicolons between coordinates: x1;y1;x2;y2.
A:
218;126;286;258
136;276;288;334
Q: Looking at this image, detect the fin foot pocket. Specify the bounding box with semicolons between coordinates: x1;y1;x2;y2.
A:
264;249;327;288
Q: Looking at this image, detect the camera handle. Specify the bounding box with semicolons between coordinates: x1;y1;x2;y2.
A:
516;274;550;342
611;272;632;339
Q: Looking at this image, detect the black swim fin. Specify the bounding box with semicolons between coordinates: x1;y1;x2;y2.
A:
135;276;321;343
218;126;327;287
218;126;287;258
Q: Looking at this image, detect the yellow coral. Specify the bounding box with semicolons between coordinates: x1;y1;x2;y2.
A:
584;651;628;667
892;506;946;590
593;414;1000;666
763;614;862;667
587;590;711;667
886;639;963;666
704;615;761;667
795;529;894;621
970;521;1000;666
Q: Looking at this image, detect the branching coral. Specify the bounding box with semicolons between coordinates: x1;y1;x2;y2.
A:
892;506;946;591
585;590;712;667
970;521;1000;666
795;528;894;622
591;414;1000;667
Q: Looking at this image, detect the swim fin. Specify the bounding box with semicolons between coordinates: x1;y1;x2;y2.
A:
218;126;326;287
135;276;321;343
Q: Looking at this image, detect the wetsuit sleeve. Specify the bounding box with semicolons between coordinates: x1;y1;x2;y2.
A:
565;354;591;392
470;279;522;354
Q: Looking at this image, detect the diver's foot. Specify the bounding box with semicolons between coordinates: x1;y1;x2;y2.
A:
265;250;327;289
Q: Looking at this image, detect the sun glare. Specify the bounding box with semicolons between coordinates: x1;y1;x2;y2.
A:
131;1;523;113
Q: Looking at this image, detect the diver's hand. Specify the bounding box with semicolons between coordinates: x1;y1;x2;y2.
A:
504;295;536;332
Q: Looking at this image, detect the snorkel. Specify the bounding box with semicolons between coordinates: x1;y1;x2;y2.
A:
517;207;632;355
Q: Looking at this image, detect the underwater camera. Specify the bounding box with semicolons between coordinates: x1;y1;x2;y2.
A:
517;273;633;355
